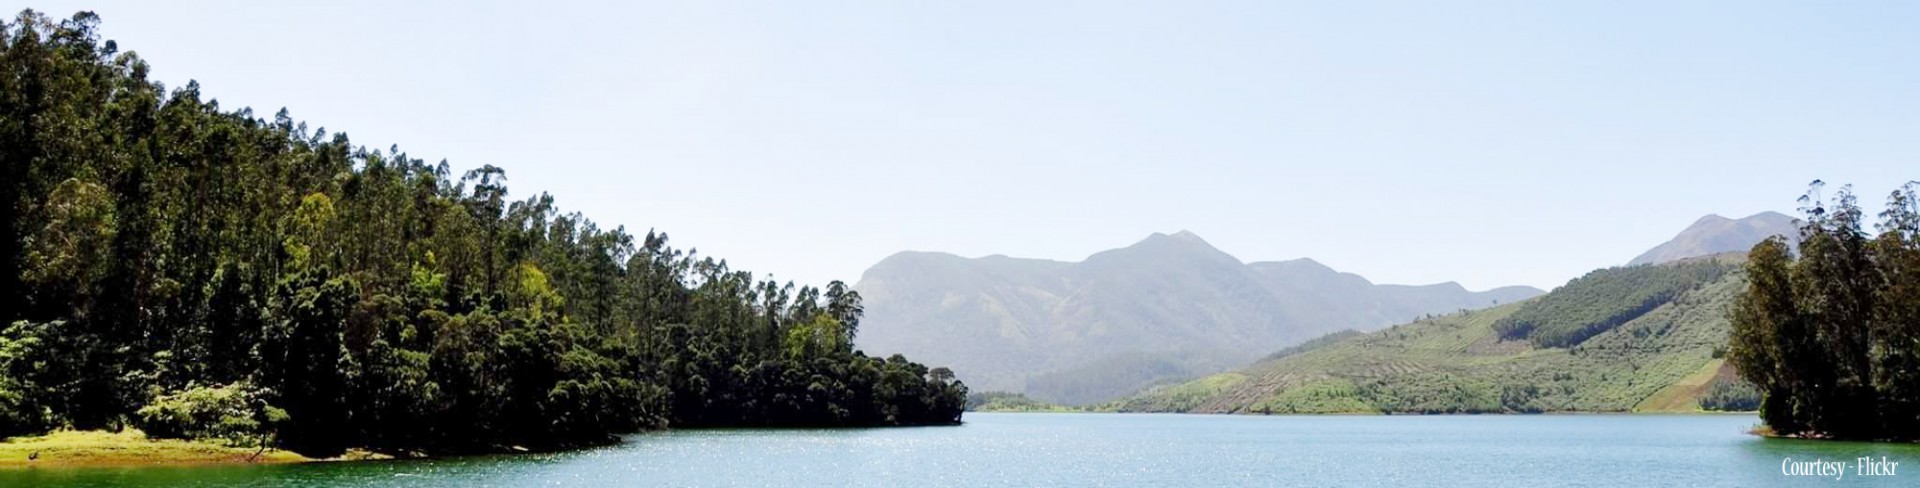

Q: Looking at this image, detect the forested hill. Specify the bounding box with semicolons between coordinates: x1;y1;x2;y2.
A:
855;231;1541;405
1110;255;1756;414
0;10;964;457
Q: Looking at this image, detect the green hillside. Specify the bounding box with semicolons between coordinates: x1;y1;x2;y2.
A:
1110;257;1752;414
964;392;1077;412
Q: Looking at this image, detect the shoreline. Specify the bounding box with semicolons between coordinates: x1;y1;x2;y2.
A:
23;413;1919;470
0;430;318;468
977;409;1761;416
1751;426;1920;445
3;420;967;469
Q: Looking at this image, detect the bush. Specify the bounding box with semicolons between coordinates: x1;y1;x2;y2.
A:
134;382;286;447
0;381;50;438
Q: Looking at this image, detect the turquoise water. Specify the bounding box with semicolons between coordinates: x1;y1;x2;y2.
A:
6;413;1919;487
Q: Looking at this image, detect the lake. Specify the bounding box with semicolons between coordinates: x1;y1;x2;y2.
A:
5;413;1918;487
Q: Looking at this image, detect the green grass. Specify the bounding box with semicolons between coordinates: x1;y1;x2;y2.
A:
1115;266;1746;415
1635;359;1729;412
0;430;314;467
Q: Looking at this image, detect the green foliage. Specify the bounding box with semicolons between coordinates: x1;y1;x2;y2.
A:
0;323;52;437
1494;260;1731;348
963;391;1074;412
1728;181;1920;441
133;382;284;447
1252;379;1375;414
0;10;963;456
783;314;846;360
1698;376;1761;412
1357;373;1502;414
0;320;90;437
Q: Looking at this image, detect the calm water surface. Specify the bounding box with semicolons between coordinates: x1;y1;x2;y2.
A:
6;413;1919;487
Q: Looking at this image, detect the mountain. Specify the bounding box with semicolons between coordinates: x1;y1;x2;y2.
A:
1628;212;1797;266
853;231;1545;405
1110;255;1750;414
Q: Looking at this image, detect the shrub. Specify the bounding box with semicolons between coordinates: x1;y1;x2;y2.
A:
134;382;286;447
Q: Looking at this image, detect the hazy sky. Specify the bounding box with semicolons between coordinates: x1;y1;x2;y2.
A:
30;1;1918;290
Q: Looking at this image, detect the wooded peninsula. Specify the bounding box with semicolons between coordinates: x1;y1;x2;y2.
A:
0;10;966;458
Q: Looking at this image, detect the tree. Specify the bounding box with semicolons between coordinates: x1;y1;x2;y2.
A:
1870;183;1920;434
1728;237;1803;434
1729;180;1920;441
263;270;358;456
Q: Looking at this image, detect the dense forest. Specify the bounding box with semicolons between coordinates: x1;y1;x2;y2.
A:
1494;260;1731;348
0;10;965;457
1728;181;1920;441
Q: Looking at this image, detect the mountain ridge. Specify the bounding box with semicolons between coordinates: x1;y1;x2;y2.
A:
854;231;1544;405
1628;211;1797;266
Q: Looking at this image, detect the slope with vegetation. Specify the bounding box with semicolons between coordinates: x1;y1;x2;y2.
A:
856;231;1541;405
964;392;1075;412
1112;256;1753;414
0;10;964;460
1492;261;1730;348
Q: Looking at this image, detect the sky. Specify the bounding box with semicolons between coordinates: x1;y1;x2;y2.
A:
26;1;1918;290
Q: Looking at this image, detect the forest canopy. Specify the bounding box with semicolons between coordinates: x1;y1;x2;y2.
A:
0;10;964;456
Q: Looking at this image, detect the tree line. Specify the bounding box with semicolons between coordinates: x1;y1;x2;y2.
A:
1728;180;1920;441
0;10;964;456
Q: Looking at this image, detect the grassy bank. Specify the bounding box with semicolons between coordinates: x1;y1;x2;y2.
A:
0;430;315;467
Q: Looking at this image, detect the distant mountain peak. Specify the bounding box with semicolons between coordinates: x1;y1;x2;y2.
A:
1629;211;1799;266
1169;229;1206;242
1140;230;1211;247
1102;230;1236;264
1690;214;1732;225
